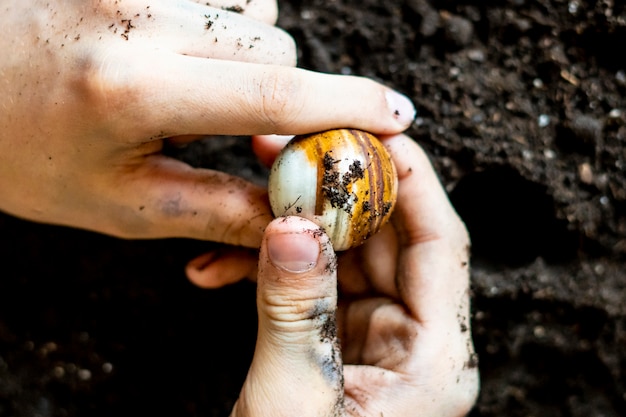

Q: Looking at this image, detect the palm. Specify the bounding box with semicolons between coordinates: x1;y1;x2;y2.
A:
334;211;478;416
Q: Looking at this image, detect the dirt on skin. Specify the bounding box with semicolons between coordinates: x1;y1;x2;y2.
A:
0;0;625;416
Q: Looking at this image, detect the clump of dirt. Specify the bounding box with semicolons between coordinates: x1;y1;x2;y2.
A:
0;1;624;416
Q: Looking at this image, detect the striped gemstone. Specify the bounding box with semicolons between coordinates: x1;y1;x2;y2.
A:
268;129;398;251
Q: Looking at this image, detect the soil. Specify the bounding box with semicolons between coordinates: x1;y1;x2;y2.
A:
1;0;625;416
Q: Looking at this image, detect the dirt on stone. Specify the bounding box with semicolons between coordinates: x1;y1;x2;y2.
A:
1;1;625;416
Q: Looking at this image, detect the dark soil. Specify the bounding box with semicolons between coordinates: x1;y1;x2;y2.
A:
1;0;625;416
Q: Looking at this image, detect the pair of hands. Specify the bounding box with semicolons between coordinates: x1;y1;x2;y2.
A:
0;0;478;415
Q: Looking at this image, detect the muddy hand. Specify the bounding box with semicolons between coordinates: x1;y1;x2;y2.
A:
0;1;415;250
231;216;344;417
336;134;480;416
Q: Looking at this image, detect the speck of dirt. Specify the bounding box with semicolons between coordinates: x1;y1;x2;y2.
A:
309;227;326;240
322;246;338;274
107;16;136;40
342;160;364;187
321;152;360;214
322;150;337;171
223;5;244;13
460;320;468;333
465;352;479;370
318;310;337;343
204;15;213;30
120;19;134;40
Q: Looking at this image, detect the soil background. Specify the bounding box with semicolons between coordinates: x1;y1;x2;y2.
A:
1;0;625;416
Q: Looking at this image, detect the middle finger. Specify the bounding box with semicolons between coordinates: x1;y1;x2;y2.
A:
99;0;295;66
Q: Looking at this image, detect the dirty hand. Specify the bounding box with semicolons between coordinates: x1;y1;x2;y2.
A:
0;0;415;248
231;134;479;416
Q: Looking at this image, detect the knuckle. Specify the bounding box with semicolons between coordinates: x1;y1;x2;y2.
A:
68;49;150;140
256;70;302;130
69;49;138;121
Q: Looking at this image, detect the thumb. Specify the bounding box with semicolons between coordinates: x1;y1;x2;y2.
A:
231;216;345;417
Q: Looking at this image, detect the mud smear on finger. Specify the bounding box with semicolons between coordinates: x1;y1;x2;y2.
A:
308;300;346;417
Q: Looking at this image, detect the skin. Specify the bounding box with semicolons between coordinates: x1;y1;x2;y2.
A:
204;134;480;416
0;0;415;248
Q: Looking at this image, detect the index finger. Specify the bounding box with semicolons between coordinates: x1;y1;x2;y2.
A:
91;50;416;141
383;134;470;324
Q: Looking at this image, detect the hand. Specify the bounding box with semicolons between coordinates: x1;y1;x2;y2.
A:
230;134;479;416
0;0;415;249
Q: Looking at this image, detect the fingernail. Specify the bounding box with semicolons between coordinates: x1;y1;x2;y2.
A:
386;90;416;126
267;232;320;273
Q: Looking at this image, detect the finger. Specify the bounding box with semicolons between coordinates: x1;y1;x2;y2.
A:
196;0;279;24
383;134;470;326
104;154;273;247
96;50;415;141
158;3;296;65
124;1;294;65
232;216;344;417
185;247;258;288
173;9;295;64
250;134;292;167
